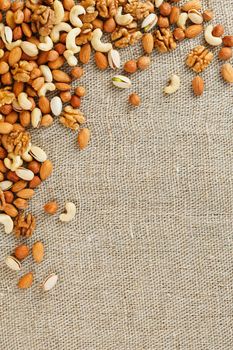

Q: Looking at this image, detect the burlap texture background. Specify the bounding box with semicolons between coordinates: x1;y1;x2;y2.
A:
1;0;233;348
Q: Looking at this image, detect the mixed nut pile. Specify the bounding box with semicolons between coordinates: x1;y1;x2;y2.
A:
0;0;232;291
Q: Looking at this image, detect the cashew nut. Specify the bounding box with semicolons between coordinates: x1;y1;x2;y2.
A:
164;74;180;94
59;202;76;222
38;83;56;97
38;36;53;51
91;29;112;53
204;25;222;46
50;22;72;43
39;65;53;82
31;108;42;128
18;92;32;110
22;143;33;162
5;40;22;51
53;0;65;24
66;28;81;53
0;214;14;234
115;7;133;26
154;0;163;7
4;153;23;171
21;41;38;56
64;50;78;66
69;5;86;28
177;13;188;30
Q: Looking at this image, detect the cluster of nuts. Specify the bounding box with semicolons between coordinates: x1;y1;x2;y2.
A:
0;0;232;290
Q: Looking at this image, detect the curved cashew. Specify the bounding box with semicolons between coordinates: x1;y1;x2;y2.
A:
115;7;133;26
177;13;188;30
4;153;23;171
22;143;33;162
66;28;81;53
5;40;22;51
70;5;86;28
54;0;65;24
38;83;56;97
154;0;163;7
204;25;222;46
38;36;53;51
64;50;78;66
0;214;14;234
40;65;53;82
164;74;180;94
31;108;42;128
59;202;76;222
18;92;32;110
50;22;72;43
91;29;112;53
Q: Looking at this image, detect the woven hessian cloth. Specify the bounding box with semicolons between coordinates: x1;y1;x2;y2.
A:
1;0;233;348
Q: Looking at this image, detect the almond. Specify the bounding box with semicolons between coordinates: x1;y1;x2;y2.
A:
142;33;154;54
77;128;90;150
79;43;91;64
40;160;53;180
44;201;58;214
32;241;44;263
4;203;18;217
192;76;204;96
14;244;30;260
19;111;31;127
185;24;203;39
18;272;33;289
218;47;232;61
0;122;13;134
11;180;27;193
55;83;71;91
222;36;233;47
169;6;180;24
8;46;22;66
13;198;28;209
94;52;108;70
29;175;41;188
221;63;233;83
16;188;35;199
38;96;51;114
182;0;201;12
52;70;71;83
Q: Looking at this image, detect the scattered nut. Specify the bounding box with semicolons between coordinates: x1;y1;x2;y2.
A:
192;76;204;96
129;93;141;107
59;202;76;222
44;201;58;215
164;74;180;94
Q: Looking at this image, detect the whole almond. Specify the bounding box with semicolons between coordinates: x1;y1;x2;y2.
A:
4;191;14;203
44;201;58;214
222;36;233;47
11;180;27;193
185;24;203;39
8;47;22;66
0;122;13;134
221;63;233;83
169;6;180;24
18;272;33;289
40;160;53;180
14;244;30;260
212;24;224;37
38;96;51;114
77;128;90;150
16;188;35;199
192;76;204;96
29;175;41;188
182;0;201;12
52;70;71;83
218;47;232;61
203;9;213;22
32;241;44;263
19;111;31;127
142;33;154;54
173;28;185;41
48;56;65;69
4;203;18;217
94;52;108;70
79;43;91;64
55;83;71;91
13;198;28;209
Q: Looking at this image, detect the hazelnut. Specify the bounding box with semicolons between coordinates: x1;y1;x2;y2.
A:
173;28;185;41
137;56;150;70
28;160;40;174
75;86;86;97
103;18;116;33
71;95;81;108
71;67;84;79
212;24;224;37
0;0;11;11
218;47;232;61
29;176;41;189
47;50;59;62
44;201;58;215
203;9;214;22
129;93;141;107
41;114;54;127
60;91;71;103
4;191;14;203
14;244;30;261
124;60;137;73
159;2;172;16
157;15;169;28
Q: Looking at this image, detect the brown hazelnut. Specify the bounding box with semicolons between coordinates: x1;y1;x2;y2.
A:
28;161;40;174
203;9;214;22
173;28;185;41
60;91;71;103
75;86;86;97
103;18;116;33
212;24;224;37
41;114;54;127
159;2;172;16
71;95;81;108
71;67;84;79
124;60;137;73
129;93;141;107
44;201;58;215
14;245;30;261
137;56;150;70
218;47;232;61
157;15;169;28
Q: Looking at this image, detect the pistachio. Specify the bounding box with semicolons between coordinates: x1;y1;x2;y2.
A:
112;75;132;89
5;255;21;271
108;49;121;70
15;167;34;181
42;273;58;291
188;9;203;24
141;13;158;32
0;180;13;191
30;146;47;163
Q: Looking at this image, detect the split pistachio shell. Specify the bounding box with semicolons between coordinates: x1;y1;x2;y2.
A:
108;49;121;69
0;180;13;191
141;13;158;32
5;256;21;271
16;167;34;181
30;145;47;163
42;273;58;291
50;96;62;117
188;9;203;24
112;75;132;89
4;26;13;44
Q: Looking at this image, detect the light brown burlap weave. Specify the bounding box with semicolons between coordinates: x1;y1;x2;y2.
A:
1;1;233;349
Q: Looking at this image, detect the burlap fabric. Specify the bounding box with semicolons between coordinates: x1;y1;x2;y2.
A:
1;1;233;348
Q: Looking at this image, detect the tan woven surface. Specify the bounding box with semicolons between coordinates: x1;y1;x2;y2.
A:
1;1;233;348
